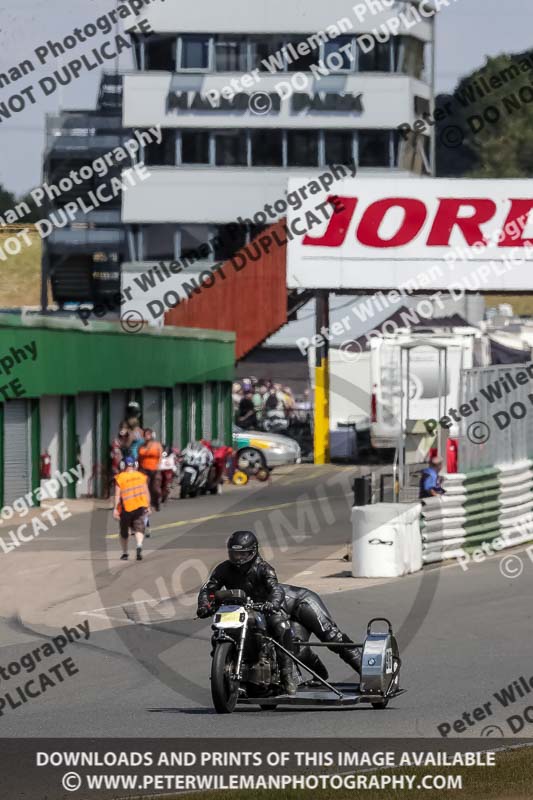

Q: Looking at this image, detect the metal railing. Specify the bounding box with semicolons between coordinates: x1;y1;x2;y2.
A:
459;362;533;472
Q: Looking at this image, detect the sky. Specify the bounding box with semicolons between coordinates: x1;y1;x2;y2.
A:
0;0;532;194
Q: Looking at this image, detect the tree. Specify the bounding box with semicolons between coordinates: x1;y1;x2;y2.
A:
0;184;42;223
16;192;42;223
436;48;533;178
0;184;16;218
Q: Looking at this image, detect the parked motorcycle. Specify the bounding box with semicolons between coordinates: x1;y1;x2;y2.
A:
179;442;215;499
262;409;289;434
159;446;179;503
206;441;233;493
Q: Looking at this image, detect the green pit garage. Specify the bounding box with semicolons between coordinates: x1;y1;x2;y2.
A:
0;314;234;508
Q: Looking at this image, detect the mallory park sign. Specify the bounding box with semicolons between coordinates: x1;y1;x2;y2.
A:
166;90;363;113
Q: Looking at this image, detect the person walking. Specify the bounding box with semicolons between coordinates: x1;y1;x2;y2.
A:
113;456;150;561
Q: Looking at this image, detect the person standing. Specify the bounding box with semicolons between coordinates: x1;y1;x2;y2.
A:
419;455;445;499
113;456;150;561
251;383;264;424
236;390;257;430
138;428;163;511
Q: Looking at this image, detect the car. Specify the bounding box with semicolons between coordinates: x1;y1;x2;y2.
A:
232;427;301;471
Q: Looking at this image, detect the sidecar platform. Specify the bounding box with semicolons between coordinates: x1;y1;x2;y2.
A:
238;682;406;707
238;618;405;710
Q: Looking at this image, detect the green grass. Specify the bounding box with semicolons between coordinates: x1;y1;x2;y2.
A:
0;229;41;307
155;746;533;800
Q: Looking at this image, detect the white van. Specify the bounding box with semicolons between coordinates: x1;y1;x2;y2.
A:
370;327;489;451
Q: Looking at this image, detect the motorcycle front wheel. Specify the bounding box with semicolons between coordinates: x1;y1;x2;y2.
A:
211;642;239;714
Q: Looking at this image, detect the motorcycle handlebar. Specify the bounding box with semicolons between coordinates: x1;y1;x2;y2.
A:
249;602;279;613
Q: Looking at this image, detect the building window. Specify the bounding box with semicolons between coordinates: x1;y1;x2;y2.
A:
358;131;391;167
144;129;176;165
250;130;283;166
215;36;249;71
181;130;211;164
214;130;248;166
394;36;426;80
131;34;143;70
212;224;248;261
284;36;318;71
358;40;391;72
250;36;286;71
323;35;354;72
287;130;319;167
145;35;176;71
179;224;211;261
142;224;176;260
392;130;404;168
324;131;353;166
179;35;211;69
249;224;267;241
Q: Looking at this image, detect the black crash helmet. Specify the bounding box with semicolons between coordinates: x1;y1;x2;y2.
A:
227;530;258;567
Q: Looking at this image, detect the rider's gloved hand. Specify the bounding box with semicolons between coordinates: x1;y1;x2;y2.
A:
262;601;278;614
197;605;212;619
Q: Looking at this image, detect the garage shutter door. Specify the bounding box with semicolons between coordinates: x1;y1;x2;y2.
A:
4;400;31;505
188;386;197;442
202;384;212;441
218;383;230;445
143;389;163;437
173;386;183;449
76;394;95;496
110;391;127;439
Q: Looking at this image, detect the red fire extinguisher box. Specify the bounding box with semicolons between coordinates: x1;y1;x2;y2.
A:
40;453;51;480
446;438;458;474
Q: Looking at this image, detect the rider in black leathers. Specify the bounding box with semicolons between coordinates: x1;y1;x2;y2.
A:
282;584;362;680
197;531;297;695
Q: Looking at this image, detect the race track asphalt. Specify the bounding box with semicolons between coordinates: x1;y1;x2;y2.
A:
1;464;532;740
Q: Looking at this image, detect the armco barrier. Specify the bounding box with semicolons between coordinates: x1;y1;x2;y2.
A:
420;460;533;564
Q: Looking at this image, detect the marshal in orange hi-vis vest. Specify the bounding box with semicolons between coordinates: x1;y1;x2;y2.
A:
139;440;163;472
115;470;150;512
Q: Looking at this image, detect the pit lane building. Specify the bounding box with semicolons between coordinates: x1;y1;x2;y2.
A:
0;315;234;506
120;0;434;320
42;0;434;327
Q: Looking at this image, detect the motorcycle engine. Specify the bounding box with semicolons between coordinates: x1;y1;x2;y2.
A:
243;658;272;686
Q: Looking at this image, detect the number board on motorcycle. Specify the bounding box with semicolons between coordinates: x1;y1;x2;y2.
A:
214;606;246;628
219;611;241;624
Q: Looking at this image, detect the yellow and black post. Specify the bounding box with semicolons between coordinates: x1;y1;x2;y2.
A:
314;290;330;464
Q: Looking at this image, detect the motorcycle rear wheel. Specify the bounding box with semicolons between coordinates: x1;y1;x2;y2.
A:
211;642;239;714
180;473;190;499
